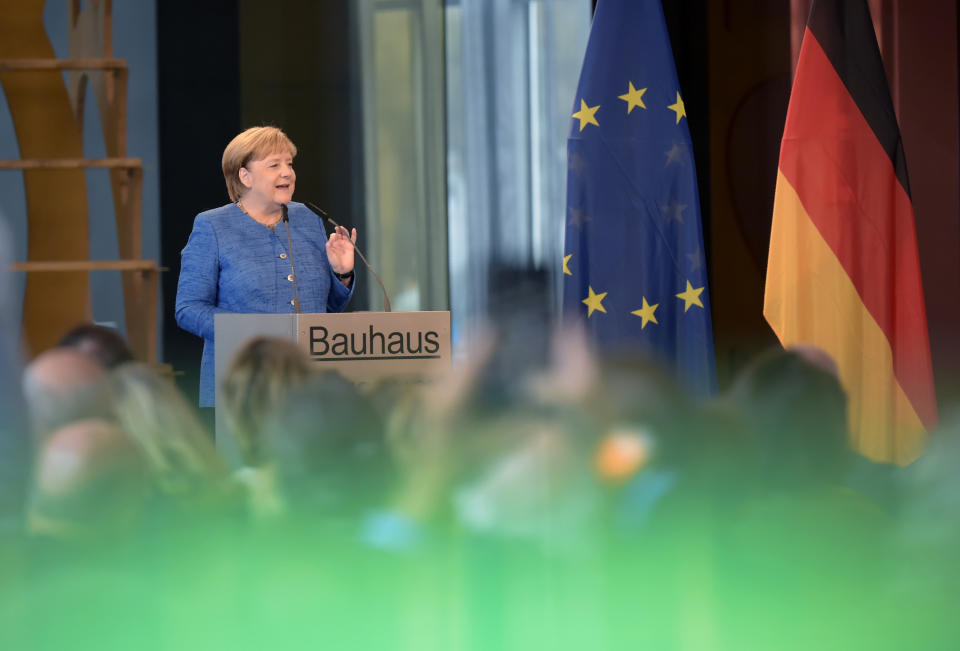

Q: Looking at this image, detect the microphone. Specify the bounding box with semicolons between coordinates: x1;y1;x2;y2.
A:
281;204;301;314
304;201;392;312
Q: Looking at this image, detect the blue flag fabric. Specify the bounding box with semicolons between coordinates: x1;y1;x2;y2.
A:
562;0;716;397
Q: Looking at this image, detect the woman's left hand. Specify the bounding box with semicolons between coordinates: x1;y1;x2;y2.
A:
326;225;357;276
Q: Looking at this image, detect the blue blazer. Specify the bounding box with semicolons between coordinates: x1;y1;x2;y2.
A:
175;201;354;406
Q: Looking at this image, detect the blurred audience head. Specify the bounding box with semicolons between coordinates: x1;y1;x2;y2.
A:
264;371;393;520
221;336;313;468
58;323;135;369
28;419;148;540
582;351;696;480
468;265;552;412
789;342;841;378
728;346;849;484
22;347;111;442
110;362;232;509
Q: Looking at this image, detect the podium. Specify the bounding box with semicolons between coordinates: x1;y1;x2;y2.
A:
214;311;451;465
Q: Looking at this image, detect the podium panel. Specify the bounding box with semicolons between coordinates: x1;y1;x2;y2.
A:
296;311;451;383
213;311;450;465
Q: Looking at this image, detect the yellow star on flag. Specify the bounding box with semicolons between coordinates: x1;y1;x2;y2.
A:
572;99;600;132
618;82;647;114
667;92;686;124
675;280;705;312
631;297;659;329
582;286;607;317
563;254;573;276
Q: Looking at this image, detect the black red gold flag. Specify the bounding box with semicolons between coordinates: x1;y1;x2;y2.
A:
764;0;937;463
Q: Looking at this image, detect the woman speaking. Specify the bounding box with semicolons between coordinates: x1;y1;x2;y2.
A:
176;126;356;407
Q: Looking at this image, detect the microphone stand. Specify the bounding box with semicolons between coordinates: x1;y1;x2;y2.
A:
304;201;392;312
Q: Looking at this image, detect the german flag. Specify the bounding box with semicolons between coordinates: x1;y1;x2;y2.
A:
764;0;937;464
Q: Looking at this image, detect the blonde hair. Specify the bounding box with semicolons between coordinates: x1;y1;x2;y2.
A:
221;337;313;467
109;363;232;504
221;126;298;202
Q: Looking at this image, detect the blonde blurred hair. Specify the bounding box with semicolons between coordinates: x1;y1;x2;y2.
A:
222;126;298;202
110;363;231;504
221;337;313;467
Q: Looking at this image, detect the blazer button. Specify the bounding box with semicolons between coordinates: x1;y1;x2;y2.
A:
280;253;287;259
287;274;294;282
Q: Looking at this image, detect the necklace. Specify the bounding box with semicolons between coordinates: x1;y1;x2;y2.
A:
237;200;281;229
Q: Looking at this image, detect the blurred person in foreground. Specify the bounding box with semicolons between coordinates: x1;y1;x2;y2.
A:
0;213;29;531
221;336;313;517
2;421;158;651
453;406;602;551
28;419;149;541
728;345;852;488
175;126;357;409
263;372;395;543
715;346;894;649
892;409;960;647
588;351;708;533
57;322;134;369
380;316;584;541
109;363;238;521
528;324;707;536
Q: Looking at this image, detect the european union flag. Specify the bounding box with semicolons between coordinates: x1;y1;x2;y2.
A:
562;0;716;397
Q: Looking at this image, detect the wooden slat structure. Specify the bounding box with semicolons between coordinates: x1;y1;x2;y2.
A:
0;58;127;70
0;158;141;169
0;0;160;363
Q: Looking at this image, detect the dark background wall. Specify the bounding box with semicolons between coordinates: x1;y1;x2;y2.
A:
707;1;791;386
157;1;241;402
889;0;960;407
